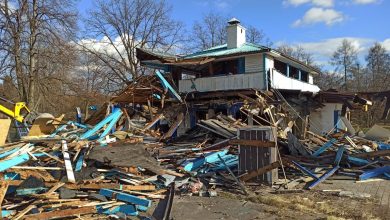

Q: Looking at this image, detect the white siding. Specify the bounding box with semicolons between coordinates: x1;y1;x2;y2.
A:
245;54;263;73
179;73;265;93
310;103;346;135
270;69;320;93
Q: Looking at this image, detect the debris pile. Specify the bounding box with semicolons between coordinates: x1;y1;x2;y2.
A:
0;79;389;219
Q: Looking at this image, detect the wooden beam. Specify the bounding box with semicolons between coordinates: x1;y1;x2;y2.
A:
0;181;9;218
62;140;76;183
240;161;280;182
13;204;36;220
23;206;96;220
229;139;275;147
351;149;390;159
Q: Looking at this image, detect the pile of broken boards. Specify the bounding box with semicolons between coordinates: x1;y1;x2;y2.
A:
0;109;175;219
0;105;248;219
281;131;390;190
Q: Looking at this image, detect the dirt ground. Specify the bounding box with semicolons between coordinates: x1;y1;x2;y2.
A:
167;189;386;220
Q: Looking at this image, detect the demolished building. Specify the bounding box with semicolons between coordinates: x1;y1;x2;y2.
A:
0;18;389;219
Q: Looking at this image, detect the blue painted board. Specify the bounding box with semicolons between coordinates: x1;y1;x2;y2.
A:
359;166;390;180
75;148;86;172
99;189;152;207
312;138;337;157
334;146;345;166
80;108;122;140
348;156;370;166
307;166;339;189
1;210;15;217
97;204;138;216
181;149;228;172
291;161;318;180
0;147;20;159
0;153;29;172
155;70;182;102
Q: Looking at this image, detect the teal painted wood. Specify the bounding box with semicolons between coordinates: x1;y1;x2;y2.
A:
99;189;152;207
75;148;86;172
307;166;339;189
80;108;122;140
16;187;47;196
359;166;390;180
0;147;20;159
97;204;138;216
1;210;15;217
155;70;182;102
0;153;29;172
238;57;245;74
334;146;345;166
312;138;337;157
182;149;228;172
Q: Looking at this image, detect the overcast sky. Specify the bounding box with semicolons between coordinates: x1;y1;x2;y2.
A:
77;0;389;68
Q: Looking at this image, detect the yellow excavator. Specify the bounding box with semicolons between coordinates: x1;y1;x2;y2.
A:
0;96;37;125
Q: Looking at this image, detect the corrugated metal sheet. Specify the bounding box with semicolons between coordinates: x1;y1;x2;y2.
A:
245;54;263;73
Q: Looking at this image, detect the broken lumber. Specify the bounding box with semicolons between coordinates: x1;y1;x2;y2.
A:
23;206;96;219
240;161;280;182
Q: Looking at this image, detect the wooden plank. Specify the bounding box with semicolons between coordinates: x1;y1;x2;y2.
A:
6;180;156;192
240;161;280;182
359;166;390;180
13;204;36;220
24;206;96;219
0;119;11;145
0;180;9;218
307;166;339;190
62;140;76;183
351;149;390;159
100;189;152;207
161;113;184;140
229;139;275;147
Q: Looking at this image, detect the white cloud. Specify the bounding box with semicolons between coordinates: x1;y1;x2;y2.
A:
352;0;379;4
382;39;390;51
284;0;334;7
293;7;344;27
276;37;390;69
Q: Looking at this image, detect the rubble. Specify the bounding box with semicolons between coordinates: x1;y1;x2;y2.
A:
0;75;389;219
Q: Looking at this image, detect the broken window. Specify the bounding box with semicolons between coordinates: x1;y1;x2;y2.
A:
274;59;287;75
211;59;238;76
290;66;299;80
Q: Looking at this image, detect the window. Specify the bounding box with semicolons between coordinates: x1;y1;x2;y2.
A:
301;71;308;82
274;60;287;75
290;66;299;80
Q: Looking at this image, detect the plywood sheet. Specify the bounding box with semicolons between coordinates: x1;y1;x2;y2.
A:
0;119;11;145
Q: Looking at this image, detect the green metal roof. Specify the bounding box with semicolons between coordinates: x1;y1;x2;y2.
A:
183;42;269;59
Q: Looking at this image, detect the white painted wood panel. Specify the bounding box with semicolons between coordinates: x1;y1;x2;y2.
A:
179;72;265;93
270;69;320;93
245;54;263;73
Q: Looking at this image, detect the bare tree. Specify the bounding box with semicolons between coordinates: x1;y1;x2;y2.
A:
82;0;184;86
0;0;77;110
277;44;314;65
246;25;272;46
191;12;227;50
191;13;270;51
366;42;390;91
330;39;358;91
